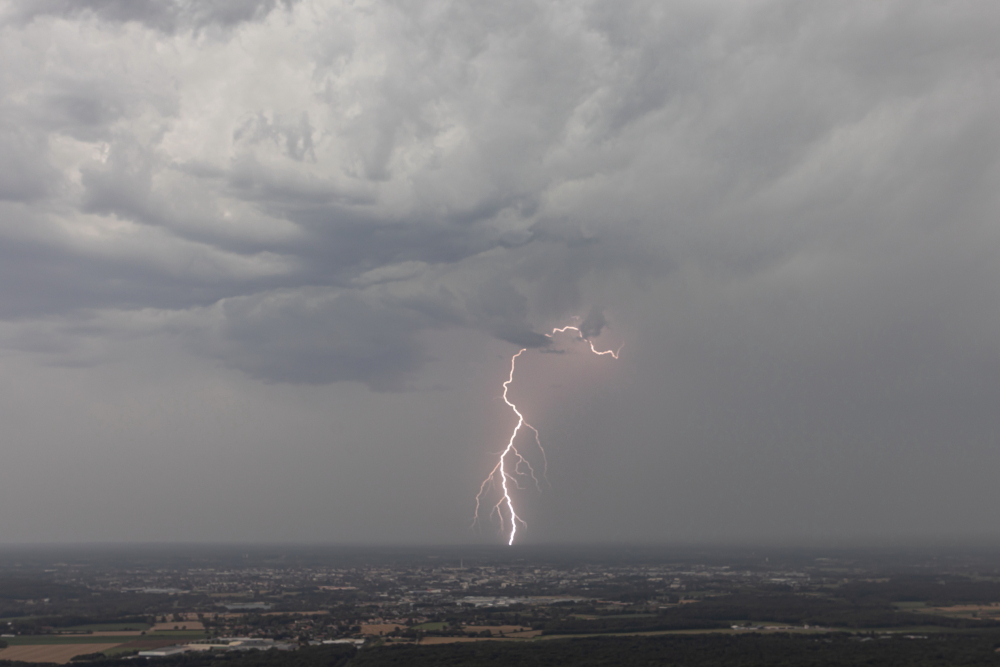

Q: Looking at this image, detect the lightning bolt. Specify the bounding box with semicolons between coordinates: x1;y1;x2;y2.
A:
473;324;622;545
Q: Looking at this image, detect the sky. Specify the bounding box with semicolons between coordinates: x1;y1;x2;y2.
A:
1;0;999;546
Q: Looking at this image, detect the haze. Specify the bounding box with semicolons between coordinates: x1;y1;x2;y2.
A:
1;0;998;546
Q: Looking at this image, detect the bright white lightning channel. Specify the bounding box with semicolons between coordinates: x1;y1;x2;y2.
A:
472;325;621;545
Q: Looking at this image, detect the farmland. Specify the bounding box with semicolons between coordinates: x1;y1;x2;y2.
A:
5;635;142;645
149;621;204;632
0;643;120;664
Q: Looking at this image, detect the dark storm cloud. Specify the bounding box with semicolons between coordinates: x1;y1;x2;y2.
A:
579;307;608;340
0;0;997;394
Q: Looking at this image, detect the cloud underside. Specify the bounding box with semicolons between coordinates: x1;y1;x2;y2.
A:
0;0;997;388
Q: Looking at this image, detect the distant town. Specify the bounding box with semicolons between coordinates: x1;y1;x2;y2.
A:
2;545;1000;666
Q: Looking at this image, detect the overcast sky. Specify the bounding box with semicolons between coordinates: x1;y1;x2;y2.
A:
1;0;999;546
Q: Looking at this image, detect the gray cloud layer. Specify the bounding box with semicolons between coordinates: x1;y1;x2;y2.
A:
1;0;997;389
1;0;1000;544
2;0;712;386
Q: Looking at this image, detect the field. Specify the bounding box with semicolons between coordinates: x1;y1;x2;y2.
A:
920;604;1000;617
140;631;207;640
499;629;542;638
419;637;519;645
361;623;404;635
118;638;191;650
50;632;144;638
150;621;204;631
2;628;208;664
0;643;121;664
463;625;534;635
60;624;151;633
5;635;138;645
410;622;447;631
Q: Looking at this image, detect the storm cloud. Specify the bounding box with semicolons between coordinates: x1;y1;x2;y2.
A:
1;1;999;544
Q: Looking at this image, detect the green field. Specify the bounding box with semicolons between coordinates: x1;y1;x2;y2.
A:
411;622;447;631
61;623;152;632
6;631;206;645
5;636;140;645
535;624;988;642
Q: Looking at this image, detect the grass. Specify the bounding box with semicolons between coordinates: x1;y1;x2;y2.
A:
536;625;992;642
61;623;151;632
860;625;980;634
143;630;208;641
411;622;448;631
5;636;141;645
6;631;206;645
101;647;140;657
893;602;928;610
